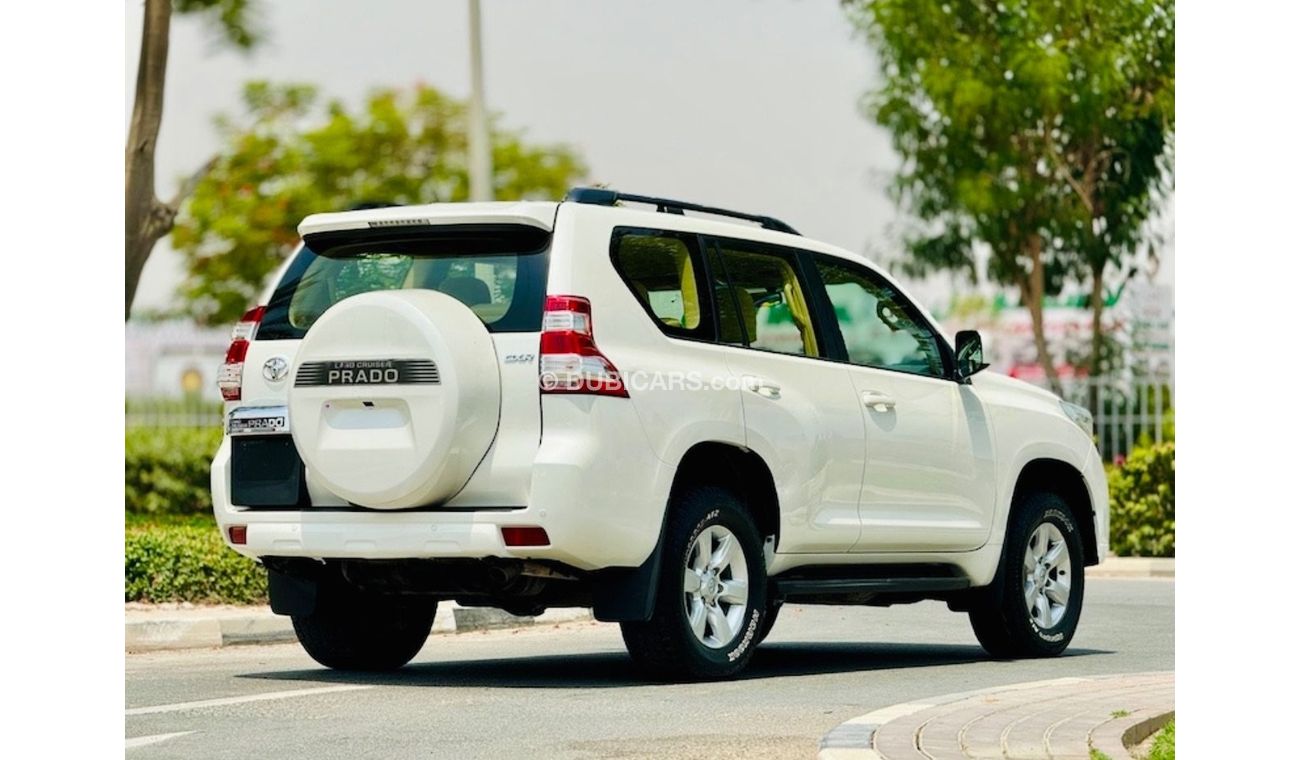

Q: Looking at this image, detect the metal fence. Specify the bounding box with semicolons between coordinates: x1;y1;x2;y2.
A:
125;397;224;430
1046;375;1174;462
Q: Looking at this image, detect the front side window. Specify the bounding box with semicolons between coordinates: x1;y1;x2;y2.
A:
813;256;946;377
611;228;711;340
710;239;822;358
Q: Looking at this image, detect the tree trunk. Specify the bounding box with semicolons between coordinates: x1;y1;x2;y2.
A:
1086;259;1107;414
125;0;173;321
1021;233;1063;396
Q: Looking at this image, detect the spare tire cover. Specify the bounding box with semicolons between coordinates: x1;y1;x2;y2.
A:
289;290;501;509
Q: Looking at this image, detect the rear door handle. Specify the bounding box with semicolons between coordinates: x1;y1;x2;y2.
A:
861;390;895;412
742;375;782;400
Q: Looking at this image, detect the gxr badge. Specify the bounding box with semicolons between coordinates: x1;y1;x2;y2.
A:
263;356;289;382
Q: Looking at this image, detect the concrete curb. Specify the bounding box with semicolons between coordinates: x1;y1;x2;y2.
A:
1088;556;1174;579
818;672;1172;760
818;676;1093;760
125;604;594;653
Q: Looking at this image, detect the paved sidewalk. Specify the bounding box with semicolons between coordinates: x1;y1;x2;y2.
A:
820;672;1173;760
1087;556;1174;579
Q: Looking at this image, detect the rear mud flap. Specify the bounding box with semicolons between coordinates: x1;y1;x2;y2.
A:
590;547;662;622
267;566;319;617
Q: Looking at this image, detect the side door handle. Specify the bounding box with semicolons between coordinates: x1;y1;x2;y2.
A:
742;375;782;400
861;390;895;412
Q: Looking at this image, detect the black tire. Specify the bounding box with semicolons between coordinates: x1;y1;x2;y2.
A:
969;491;1086;658
757;600;782;644
620;484;768;681
292;593;437;671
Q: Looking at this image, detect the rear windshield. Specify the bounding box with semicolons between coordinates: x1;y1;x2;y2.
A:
257;225;550;340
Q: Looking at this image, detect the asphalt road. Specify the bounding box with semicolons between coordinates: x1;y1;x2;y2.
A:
125;578;1173;759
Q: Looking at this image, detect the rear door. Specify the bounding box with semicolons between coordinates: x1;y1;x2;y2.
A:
806;254;997;552
235;222;552;508
702;236;866;553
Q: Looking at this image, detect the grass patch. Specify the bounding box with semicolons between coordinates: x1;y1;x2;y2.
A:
1111;709;1130;719
1090;749;1112;760
1147;719;1174;760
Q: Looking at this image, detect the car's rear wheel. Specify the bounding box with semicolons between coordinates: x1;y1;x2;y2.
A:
968;491;1085;658
292;593;437;671
620;484;767;681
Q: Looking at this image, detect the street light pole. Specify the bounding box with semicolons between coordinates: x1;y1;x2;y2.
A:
467;0;493;202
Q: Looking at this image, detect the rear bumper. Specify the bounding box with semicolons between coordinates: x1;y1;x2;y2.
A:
220;508;571;564
212;500;644;573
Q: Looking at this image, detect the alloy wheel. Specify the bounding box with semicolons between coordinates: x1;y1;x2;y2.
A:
1023;522;1072;629
682;525;750;649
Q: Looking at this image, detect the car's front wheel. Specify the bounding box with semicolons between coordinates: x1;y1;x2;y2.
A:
968;491;1086;658
757;600;782;644
620;484;768;681
292;593;437;671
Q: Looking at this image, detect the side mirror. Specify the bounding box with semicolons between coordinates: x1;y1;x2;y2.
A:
955;330;989;382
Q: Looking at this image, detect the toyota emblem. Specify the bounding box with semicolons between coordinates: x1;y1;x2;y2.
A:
263;356;290;382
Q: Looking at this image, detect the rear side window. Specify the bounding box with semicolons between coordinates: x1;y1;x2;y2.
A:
258;225;550;340
610;228;713;340
709;238;822;358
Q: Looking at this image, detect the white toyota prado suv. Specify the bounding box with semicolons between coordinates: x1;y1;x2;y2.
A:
212;187;1108;681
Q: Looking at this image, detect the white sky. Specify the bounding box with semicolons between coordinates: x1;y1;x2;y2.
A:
125;0;1170;314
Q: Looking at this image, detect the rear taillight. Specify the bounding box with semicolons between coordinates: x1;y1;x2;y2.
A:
218;306;266;401
538;295;628;397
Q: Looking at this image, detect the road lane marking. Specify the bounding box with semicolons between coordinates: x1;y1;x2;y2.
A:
126;684;372;717
126;732;194;749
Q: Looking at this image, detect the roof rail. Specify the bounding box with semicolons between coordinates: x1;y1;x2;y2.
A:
563;187;800;236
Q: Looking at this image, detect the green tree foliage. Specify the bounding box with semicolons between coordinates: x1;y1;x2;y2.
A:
845;0;1174;389
172;82;587;325
174;0;261;49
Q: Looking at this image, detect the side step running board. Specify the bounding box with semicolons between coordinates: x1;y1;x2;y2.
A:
772;567;971;605
774;576;969;598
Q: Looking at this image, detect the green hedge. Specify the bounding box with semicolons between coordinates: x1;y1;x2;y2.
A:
125;427;222;514
125;519;267;604
1108;441;1175;557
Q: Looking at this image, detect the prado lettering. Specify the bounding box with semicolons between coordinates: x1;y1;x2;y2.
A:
327;367;401;384
294;359;441;387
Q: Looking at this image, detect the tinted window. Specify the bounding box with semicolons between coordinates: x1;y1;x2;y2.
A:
710;239;822;358
258;225;549;340
813;256;946;377
611;228;713;341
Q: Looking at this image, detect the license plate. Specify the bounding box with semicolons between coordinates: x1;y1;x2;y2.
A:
227;405;290;436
